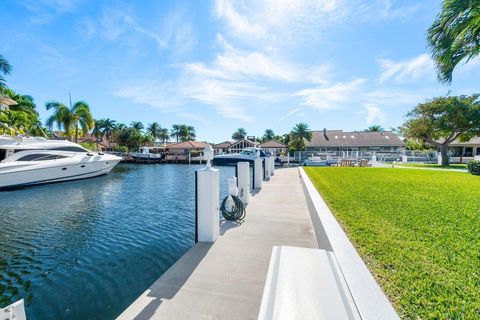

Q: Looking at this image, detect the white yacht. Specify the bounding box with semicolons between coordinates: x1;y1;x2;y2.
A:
212;147;268;166
0;136;122;190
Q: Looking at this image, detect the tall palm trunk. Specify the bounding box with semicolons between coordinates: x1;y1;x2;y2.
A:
75;122;79;143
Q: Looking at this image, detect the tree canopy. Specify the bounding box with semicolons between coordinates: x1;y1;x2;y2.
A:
262;129;275;141
365;125;384;132
232;128;247;140
46;100;94;142
289;122;312;151
0;54;12;90
427;0;480;83
400;94;480;165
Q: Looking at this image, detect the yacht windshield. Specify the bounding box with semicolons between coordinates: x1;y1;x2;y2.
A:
50;146;88;152
240;149;256;156
17;154;68;161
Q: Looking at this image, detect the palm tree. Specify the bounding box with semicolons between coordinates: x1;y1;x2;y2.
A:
0;54;12;90
232;128;247;140
159;128;170;143
365;125;384;132
427;1;480;83
46;100;94;142
263;129;275;141
130;121;144;132
179;125;196;141
290;122;312;151
100;118;117;144
92;119;105;150
146;122;161;140
170;124;181;142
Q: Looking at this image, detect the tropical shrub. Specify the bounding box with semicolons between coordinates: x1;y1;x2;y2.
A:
467;160;480;175
114;145;128;153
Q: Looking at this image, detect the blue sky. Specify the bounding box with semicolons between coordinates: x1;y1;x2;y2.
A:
1;0;479;141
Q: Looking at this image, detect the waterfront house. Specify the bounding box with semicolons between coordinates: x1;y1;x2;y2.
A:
0;95;17;111
167;141;208;156
214;139;258;154
77;134;111;151
440;137;480;163
258;140;287;156
305;129;404;153
213;141;233;155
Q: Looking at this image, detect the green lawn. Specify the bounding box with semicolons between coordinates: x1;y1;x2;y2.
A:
305;167;480;319
396;163;467;170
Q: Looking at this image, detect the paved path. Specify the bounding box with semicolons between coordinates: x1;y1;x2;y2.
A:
117;167;317;320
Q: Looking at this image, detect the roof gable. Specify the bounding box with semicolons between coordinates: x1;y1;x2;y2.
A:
227;139;258;149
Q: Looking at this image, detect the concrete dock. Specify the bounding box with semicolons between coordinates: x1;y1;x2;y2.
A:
117;167;317;320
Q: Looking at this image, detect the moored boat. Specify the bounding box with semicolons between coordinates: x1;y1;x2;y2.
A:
0;136;121;189
212;147;267;166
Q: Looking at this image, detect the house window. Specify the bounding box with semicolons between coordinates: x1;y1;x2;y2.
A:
476;148;480;156
450;147;462;157
464;147;473;157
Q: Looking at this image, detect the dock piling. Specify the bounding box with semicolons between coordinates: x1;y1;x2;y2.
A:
253;158;263;190
237;162;250;205
195;167;220;242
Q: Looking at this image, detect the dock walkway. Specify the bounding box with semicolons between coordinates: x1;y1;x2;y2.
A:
117;167;317;320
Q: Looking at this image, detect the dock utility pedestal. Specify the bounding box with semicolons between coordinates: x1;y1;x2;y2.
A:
195;167;220;242
236;162;250;205
253;158;263;190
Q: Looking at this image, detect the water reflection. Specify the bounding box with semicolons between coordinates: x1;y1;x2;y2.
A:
0;164;235;319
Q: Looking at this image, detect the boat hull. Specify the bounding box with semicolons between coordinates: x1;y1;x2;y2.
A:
212;157;255;166
0;158;120;190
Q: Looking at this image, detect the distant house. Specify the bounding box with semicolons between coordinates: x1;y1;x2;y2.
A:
167;141;208;155
213;141;233;155
259;140;286;156
213;139;258;154
77;134;112;151
305;129;404;152
440;137;480;163
0;95;17;111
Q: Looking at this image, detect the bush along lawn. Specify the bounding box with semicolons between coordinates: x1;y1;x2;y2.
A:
304;167;480;319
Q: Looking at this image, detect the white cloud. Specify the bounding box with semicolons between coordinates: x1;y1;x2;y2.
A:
213;0;342;49
186;35;301;82
364;104;386;125
79;5;196;56
378;54;434;83
113;81;184;112
295;78;366;110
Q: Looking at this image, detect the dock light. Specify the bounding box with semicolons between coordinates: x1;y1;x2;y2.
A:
204;144;213;168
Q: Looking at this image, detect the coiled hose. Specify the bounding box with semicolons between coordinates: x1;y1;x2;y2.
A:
220;195;246;221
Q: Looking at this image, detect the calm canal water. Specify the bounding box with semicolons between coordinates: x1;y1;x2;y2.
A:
0;164;236;319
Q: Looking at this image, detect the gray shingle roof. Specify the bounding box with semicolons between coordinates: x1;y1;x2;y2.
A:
305;130;404;148
449;137;480;146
